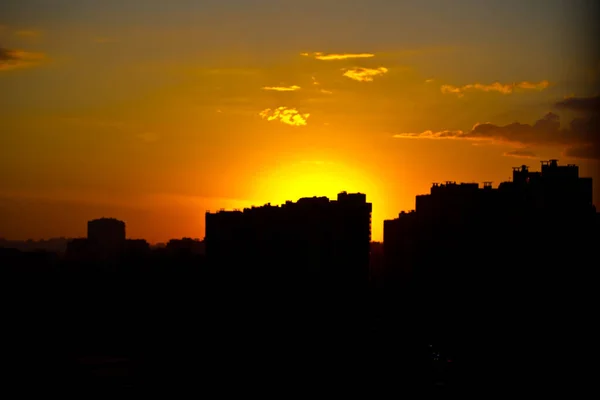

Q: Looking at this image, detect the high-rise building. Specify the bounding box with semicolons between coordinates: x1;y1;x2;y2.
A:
383;160;597;328
87;218;126;250
205;192;372;291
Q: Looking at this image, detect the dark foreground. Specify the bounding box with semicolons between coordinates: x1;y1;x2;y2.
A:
1;261;593;395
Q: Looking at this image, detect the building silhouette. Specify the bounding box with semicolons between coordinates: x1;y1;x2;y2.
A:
66;218;141;262
383;160;598;386
87;218;126;251
384;159;596;291
205;192;372;292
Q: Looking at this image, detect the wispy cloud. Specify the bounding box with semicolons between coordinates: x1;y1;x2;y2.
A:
259;107;309;126
0;47;45;71
342;67;388;82
15;29;41;38
425;79;434;83
320;89;333;94
555;95;600;113
441;80;550;97
262;85;301;92
301;52;375;61
503;149;537;159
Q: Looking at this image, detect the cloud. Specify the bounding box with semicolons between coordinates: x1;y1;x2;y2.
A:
15;29;41;38
555;95;600;113
393;130;464;139
320;89;333;94
0;47;45;71
342;67;388;82
259;107;309;126
393;105;600;160
504;149;537;159
441;80;550;97
301;52;375;61
262;85;301;92
554;95;600;160
425;79;434;83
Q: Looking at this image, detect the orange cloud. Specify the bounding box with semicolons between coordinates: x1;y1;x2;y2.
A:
0;47;45;71
393;130;466;140
301;52;375;61
262;85;301;92
259;107;310;126
320;89;333;94
342;67;388;82
441;80;550;96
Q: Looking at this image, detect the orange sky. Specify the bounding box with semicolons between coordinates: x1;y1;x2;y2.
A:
1;1;599;243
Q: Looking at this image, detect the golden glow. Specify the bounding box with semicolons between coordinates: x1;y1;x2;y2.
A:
250;158;386;240
2;6;596;244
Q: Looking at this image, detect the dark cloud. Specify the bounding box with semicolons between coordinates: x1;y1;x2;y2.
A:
465;111;598;160
394;96;600;160
555;95;600;113
556;95;600;160
0;47;45;71
0;47;15;60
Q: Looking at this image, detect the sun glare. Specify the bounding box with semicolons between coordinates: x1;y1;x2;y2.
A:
254;161;365;202
250;158;385;240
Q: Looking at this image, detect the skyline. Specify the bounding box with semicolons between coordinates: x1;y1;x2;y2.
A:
1;0;599;243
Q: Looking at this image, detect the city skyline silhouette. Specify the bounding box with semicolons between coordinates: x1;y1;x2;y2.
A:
2;1;600;244
2;159;598;392
1;0;599;394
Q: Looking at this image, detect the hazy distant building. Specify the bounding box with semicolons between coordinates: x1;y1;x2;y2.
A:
87;218;125;246
205;192;372;291
166;238;205;255
65;218;127;261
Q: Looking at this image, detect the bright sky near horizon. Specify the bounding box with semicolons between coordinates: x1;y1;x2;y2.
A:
1;0;599;242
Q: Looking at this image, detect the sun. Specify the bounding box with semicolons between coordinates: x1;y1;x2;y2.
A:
253;160;367;202
249;158;385;240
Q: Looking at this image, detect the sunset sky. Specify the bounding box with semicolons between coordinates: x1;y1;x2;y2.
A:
1;0;599;243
